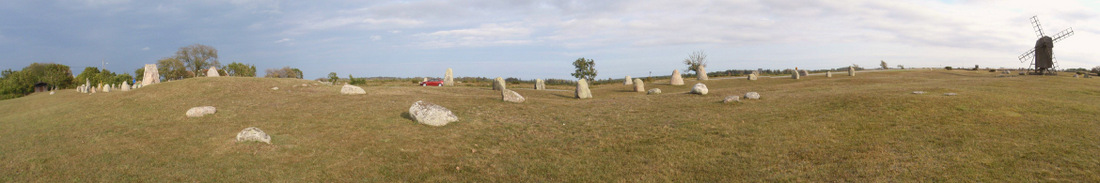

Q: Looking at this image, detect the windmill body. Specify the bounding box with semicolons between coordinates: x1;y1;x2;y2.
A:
1018;16;1073;75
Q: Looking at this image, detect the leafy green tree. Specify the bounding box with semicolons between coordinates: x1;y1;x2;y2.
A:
328;72;339;83
75;67;101;85
175;44;220;77
224;62;256;77
134;67;145;82
264;67;302;79
291;68;303;79
20;63;73;88
157;57;189;81
112;74;133;84
0;69;33;99
571;57;597;81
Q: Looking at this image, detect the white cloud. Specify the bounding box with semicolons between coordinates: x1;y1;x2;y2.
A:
274;38;292;43
415;23;534;48
369;35;381;41
141;47;150;51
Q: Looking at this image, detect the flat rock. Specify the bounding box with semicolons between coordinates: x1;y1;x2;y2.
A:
647;88;662;95
670;70;684;85
409;101;458;126
913;91;926;94
690;83;708;95
575;79;592;99
236;127;271;144
502;89;525;103
944;93;958;96
341;84;366;95
186;106;216;118
744;92;760;100
723;96;740;103
271;87;279;90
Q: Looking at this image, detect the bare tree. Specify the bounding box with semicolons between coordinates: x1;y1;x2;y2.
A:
683;50;708;75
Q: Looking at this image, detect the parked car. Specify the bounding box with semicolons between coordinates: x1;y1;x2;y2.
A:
420;79;444;86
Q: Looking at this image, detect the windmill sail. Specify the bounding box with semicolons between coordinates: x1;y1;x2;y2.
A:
1031;16;1045;37
1051;27;1074;42
1018;49;1034;63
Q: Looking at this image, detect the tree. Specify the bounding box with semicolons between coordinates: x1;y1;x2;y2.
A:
224;62;256;77
571;57;597;81
264;67;301;78
20;63;73;88
1091;66;1100;74
898;65;905;69
157;57;189;81
175;44;220;77
75;67;101;85
682;50;708;75
880;60;888;69
134;67;145;82
328;72;339;83
348;74;366;85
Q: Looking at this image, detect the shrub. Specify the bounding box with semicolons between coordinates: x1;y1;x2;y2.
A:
945;66;953;70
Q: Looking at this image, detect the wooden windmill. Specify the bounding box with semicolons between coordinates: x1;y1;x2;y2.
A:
1018;16;1074;75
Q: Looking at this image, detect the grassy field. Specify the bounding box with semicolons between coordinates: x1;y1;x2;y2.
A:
2;70;1099;181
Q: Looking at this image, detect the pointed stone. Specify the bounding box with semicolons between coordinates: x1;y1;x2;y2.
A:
142;64;160;85
206;66;220;77
697;66;708;80
443;68;454;86
575;79;592;99
624;76;633;85
501;89;525;103
670;70;684;85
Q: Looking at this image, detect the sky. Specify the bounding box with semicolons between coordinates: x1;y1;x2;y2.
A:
1;0;1098;80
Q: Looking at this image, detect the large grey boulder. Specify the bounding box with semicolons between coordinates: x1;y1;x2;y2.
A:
697;66;708;80
341;84;366;95
690;83;708;95
443;68;454;86
493;77;506;90
647;88;662;95
408;101;458;126
206;66;220;77
633;78;645;92
624;76;633;85
670;70;684;85
236;127;271;144
744;92;761;100
142;64;160;85
534;79;545;90
186;106;217;117
575;79;592;99
502;89;525;103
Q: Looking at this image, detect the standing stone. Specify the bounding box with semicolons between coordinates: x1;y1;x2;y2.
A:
534;79;545;90
647;88;662;95
791;69;801;80
633;78;645;92
408;101;459;126
670;70;684;85
90;86;97;93
575;79;592;99
206;66;220;77
624;76;633;85
422;77;428;82
492;77;506;90
501;89;525;103
748;73;758;81
142;64;161;86
103;84;111;93
826;71;833;77
340;84;366;95
800;70;809;77
723;96;740;103
236;127;272;144
848;66;855;76
443;68;454;86
690;83;708;95
185;106;217;117
744;92;761;100
120;81;131;91
697;66;708;80
85;79;91;90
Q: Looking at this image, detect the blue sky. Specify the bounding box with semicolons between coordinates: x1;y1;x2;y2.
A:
1;0;1098;80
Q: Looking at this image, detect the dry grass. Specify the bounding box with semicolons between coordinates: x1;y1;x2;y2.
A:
2;70;1100;181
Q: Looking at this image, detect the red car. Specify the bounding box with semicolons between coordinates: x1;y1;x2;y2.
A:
420;79;444;86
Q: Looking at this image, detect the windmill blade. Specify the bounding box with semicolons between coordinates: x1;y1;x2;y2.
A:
1018;49;1035;63
1051;27;1074;43
1031;16;1045;37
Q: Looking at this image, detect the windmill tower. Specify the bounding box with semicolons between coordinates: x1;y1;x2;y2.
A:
1018;16;1074;75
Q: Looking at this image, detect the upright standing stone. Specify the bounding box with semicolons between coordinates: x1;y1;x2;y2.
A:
633;78;645;92
624;76;633;85
534;79;545;90
492;77;506;90
103;84;111;93
848;66;855;76
575;79;592;99
826;71;833;77
206;66;220;77
670;70;684;86
142;64;161;85
792;69;801;80
443;68;454;86
422;77;428;82
121;81;131;91
748;71;759;81
697;66;708;80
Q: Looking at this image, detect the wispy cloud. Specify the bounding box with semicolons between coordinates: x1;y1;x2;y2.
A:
141;47;149;51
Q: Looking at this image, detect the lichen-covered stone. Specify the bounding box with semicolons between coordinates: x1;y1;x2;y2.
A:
186;106;216;117
409;101;459;126
236;127;271;144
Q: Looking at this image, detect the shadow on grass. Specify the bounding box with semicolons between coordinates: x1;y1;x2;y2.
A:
400;112;414;121
550;93;576;99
